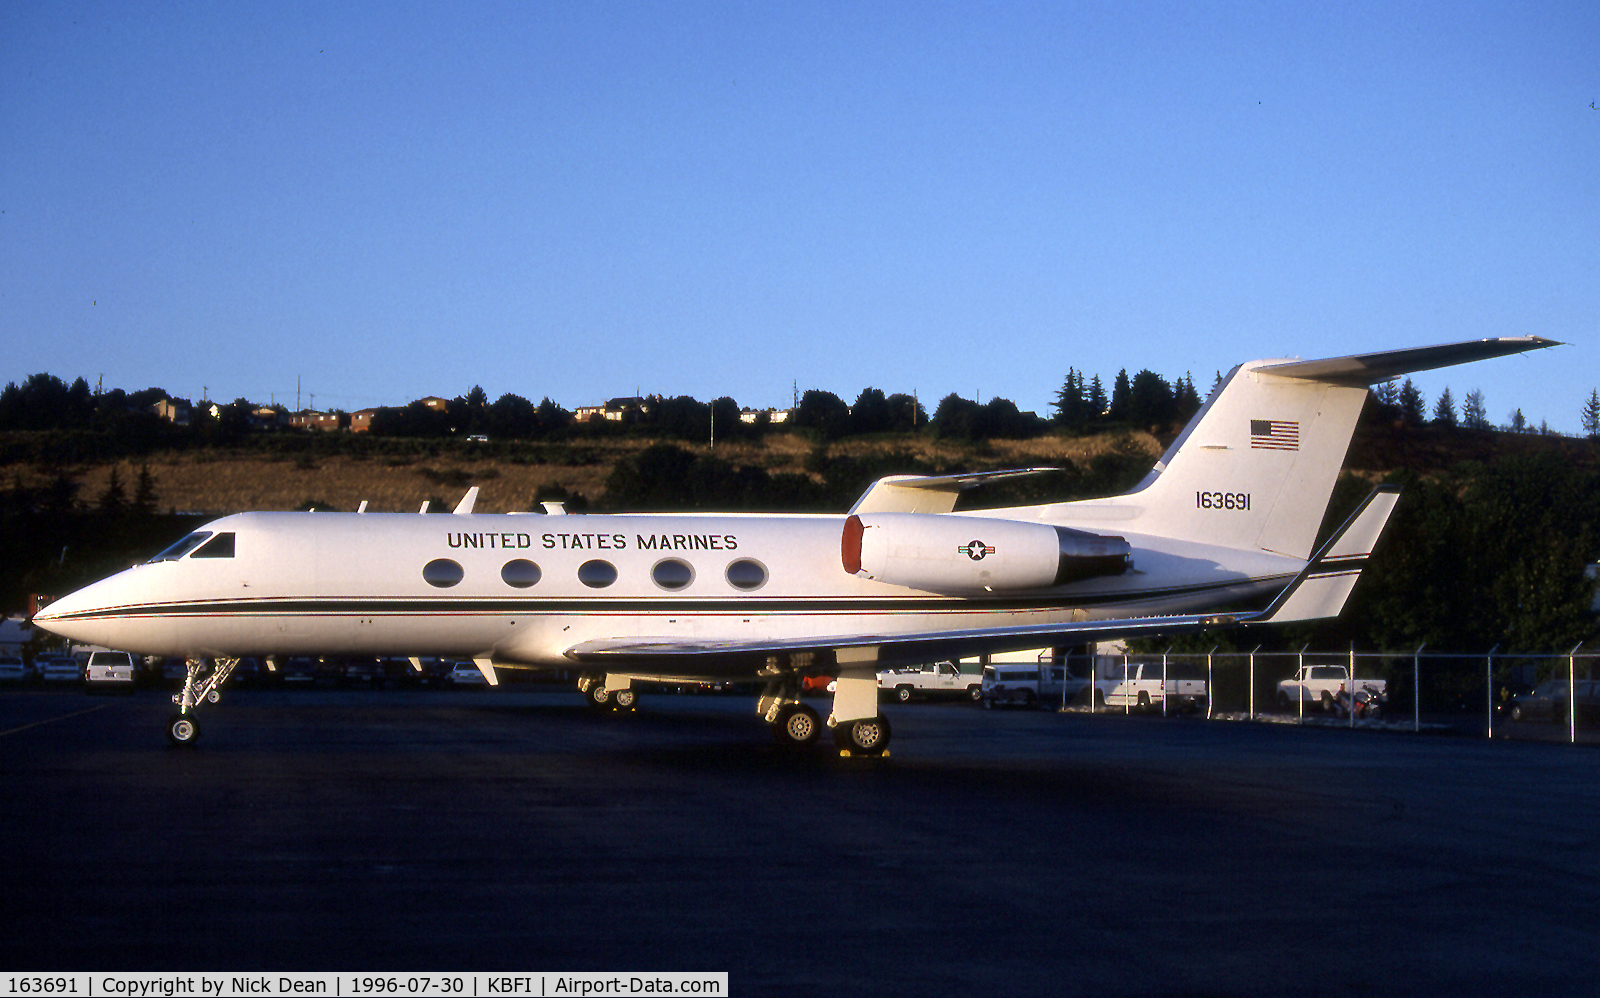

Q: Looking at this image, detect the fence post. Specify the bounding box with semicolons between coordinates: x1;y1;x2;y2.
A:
1162;647;1171;718
1349;643;1356;730
1298;644;1308;723
1485;644;1499;740
1569;642;1584;745
1207;646;1217;720
1413;643;1425;733
1249;645;1261;720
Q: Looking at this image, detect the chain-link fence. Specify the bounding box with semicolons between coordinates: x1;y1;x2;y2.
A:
1049;647;1599;744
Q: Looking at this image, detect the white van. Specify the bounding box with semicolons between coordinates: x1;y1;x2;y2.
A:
85;651;137;692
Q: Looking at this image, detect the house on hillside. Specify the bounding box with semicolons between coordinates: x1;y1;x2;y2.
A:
152;399;191;426
574;397;653;424
288;410;347;432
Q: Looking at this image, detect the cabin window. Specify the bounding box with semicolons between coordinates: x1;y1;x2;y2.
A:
423;559;464;588
501;559;541;588
578;560;617;588
725;558;768;591
651;558;694;591
149;532;212;562
191;532;236;558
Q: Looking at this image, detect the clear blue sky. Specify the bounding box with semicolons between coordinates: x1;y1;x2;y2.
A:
3;1;1595;429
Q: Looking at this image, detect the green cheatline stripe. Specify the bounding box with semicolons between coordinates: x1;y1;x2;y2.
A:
46;576;1285;621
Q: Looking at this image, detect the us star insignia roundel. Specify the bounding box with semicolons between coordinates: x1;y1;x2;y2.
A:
958;540;996;561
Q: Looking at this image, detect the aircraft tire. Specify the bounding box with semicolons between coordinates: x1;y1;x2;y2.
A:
167;713;199;747
586;684;611;708
771;704;821;747
612;688;637;711
833;714;891;756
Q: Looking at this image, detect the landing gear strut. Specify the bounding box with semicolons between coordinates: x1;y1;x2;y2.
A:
166;657;238;746
760;677;822;747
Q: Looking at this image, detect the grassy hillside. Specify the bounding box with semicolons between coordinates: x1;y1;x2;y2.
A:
1;429;1168;516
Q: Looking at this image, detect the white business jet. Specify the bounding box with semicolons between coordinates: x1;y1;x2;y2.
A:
33;337;1556;752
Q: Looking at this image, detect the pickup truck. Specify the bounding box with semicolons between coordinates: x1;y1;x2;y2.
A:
1094;661;1208;714
879;661;983;702
1275;664;1387;712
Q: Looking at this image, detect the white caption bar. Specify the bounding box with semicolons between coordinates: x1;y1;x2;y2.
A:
4;976;727;998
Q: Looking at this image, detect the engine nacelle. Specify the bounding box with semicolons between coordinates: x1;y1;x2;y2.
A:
841;513;1131;594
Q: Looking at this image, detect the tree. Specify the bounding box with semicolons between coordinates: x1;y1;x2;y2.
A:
1431;387;1457;428
1462;389;1489;431
1127;370;1174;429
1087;375;1108;421
849;388;893;435
1397;378;1425;426
98;467;127;517
1052;369;1089;428
793;390;851;441
930;394;982;441
1508;408;1527;433
884;393;926;432
1108;369;1132;423
133;465;158;516
1582;389;1600;439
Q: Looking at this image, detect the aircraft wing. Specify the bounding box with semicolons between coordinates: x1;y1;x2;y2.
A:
563;485;1400;677
562;610;1248;677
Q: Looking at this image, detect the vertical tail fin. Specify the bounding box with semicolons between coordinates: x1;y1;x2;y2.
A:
1114;337;1557;560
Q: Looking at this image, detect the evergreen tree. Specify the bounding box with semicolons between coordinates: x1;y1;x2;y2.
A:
1087;375;1107;421
1508;408;1527;433
133;465;157;515
98;467;126;516
1582;389;1600;439
1432;387;1457;427
1108;369;1132;423
1052;369;1087;427
1462;389;1489;430
1397;378;1425;426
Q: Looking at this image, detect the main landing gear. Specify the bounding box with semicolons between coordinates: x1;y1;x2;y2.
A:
760;675;890;756
166;656;239;747
578;673;637;712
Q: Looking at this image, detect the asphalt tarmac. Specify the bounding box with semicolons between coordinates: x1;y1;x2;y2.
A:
2;685;1597;996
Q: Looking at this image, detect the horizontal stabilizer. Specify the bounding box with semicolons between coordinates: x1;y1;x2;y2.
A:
850;468;1059;515
1256;337;1560;386
1250;486;1400;625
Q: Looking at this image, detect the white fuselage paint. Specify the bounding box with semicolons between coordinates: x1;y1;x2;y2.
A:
34;509;1301;664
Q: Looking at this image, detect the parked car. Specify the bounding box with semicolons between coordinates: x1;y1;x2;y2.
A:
449;661;489;687
277;657;319;686
35;655;82;683
0;655;33;683
1505;679;1600;723
84;651;137;692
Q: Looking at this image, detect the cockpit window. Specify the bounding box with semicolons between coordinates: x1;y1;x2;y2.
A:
149;532;213;563
191;533;236;558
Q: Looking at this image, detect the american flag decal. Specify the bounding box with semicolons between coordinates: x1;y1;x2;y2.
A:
1250;419;1299;451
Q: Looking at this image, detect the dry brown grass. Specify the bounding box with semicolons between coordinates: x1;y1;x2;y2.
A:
9;430;1165;515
